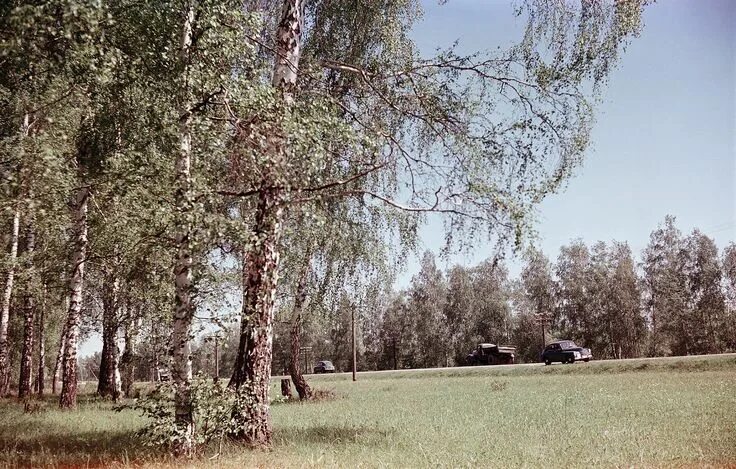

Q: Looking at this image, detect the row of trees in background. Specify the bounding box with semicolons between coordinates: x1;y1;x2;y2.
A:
32;214;734;390
0;0;648;455
234;217;734;372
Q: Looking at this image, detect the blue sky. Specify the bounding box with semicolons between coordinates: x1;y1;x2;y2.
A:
396;0;736;284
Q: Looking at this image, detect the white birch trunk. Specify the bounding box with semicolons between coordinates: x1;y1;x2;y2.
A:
171;0;196;455
0;207;20;396
230;0;304;447
0;114;30;395
272;0;303;100
59;186;90;409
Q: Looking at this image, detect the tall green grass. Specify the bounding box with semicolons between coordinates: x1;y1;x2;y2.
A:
1;355;734;468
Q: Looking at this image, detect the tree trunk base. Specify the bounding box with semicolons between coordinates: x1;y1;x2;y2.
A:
280;378;292;399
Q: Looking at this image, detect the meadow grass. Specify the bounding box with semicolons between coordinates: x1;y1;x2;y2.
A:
1;355;734;468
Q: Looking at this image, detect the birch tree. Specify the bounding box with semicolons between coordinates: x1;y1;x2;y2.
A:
218;0;648;446
231;1;302;445
0;2;77;396
641;216;688;356
681;230;726;354
0;0;649;453
408;252;447;368
59;177;91;408
604;242;645;358
170;1;197;451
158;0;258;454
0;209;20;395
555;240;592;346
17;223;36;398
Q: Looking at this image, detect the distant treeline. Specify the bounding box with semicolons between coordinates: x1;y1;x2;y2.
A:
245;216;734;372
70;216;736;382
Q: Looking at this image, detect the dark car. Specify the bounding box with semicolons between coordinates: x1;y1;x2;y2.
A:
465;343;516;366
541;340;592;365
313;360;336;374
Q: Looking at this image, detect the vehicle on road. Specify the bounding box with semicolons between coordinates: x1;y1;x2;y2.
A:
465;343;516;365
541;340;592;365
156;367;170;382
313;360;336;374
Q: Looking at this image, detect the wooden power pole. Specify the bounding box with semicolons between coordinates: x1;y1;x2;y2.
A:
352;308;357;382
214;335;219;383
533;311;553;348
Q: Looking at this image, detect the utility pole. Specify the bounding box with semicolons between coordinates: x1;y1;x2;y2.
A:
300;346;312;374
214;335;219;383
204;333;221;383
152;324;159;382
534;311;552;348
352;308;357;382
540;319;545;347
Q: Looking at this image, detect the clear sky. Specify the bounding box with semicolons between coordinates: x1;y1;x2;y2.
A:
79;0;735;357
396;0;736;285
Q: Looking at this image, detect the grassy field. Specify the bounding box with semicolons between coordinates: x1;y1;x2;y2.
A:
1;355;735;468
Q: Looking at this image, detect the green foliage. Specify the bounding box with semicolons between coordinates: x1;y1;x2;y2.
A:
323;218;731;372
125;376;236;452
0;0;656;451
641;217;731;356
553;240;645;358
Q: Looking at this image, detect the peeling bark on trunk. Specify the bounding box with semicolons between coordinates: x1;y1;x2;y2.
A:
229;0;304;448
1;115;29;396
97;274;121;400
272;0;303;99
36;284;46;396
229;187;283;447
0;208;21;396
18;225;36;399
59;186;90;409
289;256;312;400
280;378;292;399
171;1;196;455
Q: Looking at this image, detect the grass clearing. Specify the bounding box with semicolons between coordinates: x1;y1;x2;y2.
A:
1;355;735;468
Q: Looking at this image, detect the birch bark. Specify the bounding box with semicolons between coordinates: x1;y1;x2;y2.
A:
171;0;196;455
59;186;90;409
229;0;304;447
0;208;20;396
0;113;28;396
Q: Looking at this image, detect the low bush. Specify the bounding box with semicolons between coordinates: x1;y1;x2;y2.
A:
123;375;236;453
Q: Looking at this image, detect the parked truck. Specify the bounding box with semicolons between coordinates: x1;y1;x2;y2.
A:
465;343;516;366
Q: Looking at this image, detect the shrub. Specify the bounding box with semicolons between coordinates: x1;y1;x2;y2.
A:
121;375;237;452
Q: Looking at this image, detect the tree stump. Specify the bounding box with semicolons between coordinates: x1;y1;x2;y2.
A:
280;378;292;399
